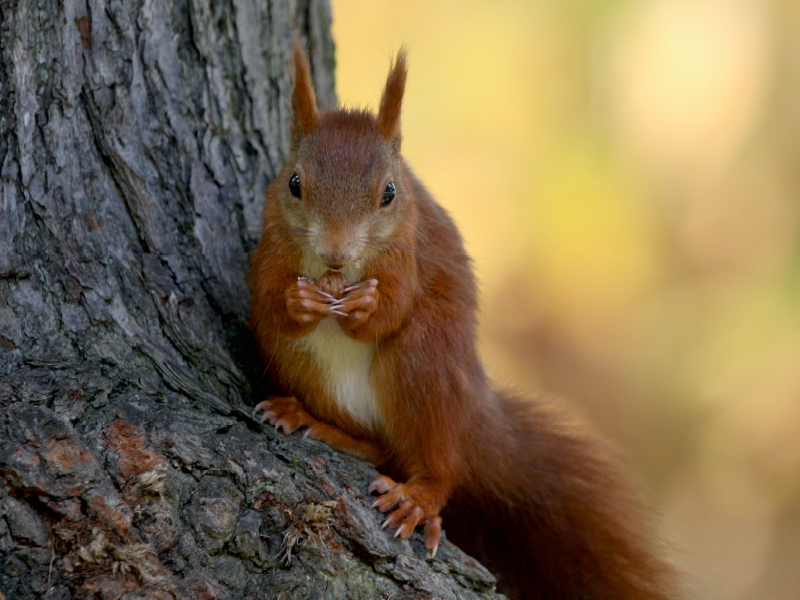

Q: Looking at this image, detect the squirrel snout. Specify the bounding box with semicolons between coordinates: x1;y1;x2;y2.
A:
317;249;352;271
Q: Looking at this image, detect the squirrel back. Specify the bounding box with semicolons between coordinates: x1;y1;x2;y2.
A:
249;43;680;599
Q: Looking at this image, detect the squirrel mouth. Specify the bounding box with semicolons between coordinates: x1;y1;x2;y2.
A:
324;259;363;273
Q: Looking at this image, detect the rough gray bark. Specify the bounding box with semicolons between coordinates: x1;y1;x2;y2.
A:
0;0;502;598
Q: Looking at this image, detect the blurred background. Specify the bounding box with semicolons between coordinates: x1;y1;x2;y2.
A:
330;1;800;598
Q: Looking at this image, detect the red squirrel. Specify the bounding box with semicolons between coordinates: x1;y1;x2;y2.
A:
249;42;678;599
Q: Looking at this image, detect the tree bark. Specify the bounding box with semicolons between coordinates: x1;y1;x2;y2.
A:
0;0;502;598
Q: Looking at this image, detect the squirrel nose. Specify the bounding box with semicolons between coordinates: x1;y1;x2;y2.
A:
318;250;350;270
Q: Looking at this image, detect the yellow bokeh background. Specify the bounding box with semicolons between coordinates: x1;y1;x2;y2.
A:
331;1;800;598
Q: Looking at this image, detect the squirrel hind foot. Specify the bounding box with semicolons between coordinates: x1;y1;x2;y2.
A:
368;475;444;551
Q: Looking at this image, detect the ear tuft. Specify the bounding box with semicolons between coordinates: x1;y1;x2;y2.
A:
376;48;407;145
292;40;319;140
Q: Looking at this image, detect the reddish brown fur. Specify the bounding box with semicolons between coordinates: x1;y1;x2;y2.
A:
249;48;679;599
376;48;407;145
291;40;319;141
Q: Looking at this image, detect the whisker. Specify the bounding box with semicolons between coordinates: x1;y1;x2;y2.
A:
267;225;315;252
360;236;467;281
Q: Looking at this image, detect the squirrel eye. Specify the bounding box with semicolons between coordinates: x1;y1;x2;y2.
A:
381;182;396;207
289;172;302;199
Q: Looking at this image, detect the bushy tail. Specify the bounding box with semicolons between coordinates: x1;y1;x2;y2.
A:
442;391;679;600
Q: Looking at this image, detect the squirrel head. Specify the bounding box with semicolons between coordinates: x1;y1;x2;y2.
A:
277;41;412;278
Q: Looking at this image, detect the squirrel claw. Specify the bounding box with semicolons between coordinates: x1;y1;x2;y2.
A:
252;400;272;418
368;475;395;495
424;515;442;556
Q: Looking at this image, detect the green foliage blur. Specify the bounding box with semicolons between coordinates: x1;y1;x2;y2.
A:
331;1;800;598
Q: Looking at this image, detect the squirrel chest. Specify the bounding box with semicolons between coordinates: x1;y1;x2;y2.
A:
294;319;380;431
291;259;381;431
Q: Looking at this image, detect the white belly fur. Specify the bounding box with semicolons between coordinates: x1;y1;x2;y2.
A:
297;319;380;430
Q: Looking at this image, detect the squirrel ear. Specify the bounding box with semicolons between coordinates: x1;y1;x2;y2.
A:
292;40;319;140
376;48;407;146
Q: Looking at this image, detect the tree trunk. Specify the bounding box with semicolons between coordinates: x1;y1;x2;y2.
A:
0;0;502;598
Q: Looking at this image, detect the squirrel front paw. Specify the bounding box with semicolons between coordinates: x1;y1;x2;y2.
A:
286;278;342;325
336;279;379;327
369;474;443;557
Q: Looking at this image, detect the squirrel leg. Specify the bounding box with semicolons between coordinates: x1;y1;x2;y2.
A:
254;396;387;465
369;474;446;556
